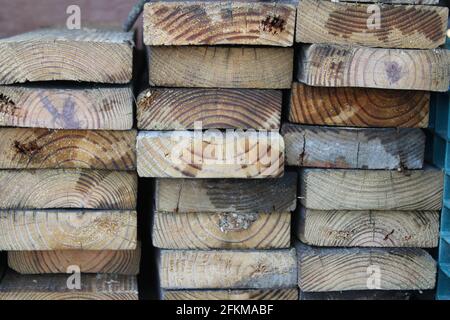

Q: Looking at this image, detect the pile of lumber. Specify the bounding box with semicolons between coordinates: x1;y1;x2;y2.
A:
139;0;299;299
0;29;139;300
284;0;449;299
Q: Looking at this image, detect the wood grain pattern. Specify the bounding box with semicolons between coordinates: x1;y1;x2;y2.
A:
299;290;425;300
148;46;294;88
295;207;439;247
0;29;133;84
144;1;296;46
300;167;443;211
137;88;282;130
156;173;297;213
0;169;137;210
289;82;430;128
137;131;284;178
8;248;140;275
296;242;436;291
296;0;448;49
160;249;297;289
0;272;138;300
282;124;425;169
0;128;136;170
153;211;291;249
336;0;439;3
163;289;298;300
0;210;137;251
0;85;133;130
298;44;450;91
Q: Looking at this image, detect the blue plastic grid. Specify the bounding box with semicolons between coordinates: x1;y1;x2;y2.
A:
428;65;450;300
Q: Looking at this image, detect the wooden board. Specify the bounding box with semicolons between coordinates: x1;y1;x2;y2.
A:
298;44;450;92
0;128;136;170
148;46;294;89
137;88;282;130
137;131;284;178
0;210;137;251
0;272;138;300
160;249;297;289
0;85;133;130
336;0;439;3
0;29;133;84
295;207;439;248
8;248;140;275
0;169;137;210
299;290;430;300
289;83;430;128
296;243;436;291
296;0;448;49
282;124;425;169
143;1;296;46
153;211;291;249
155;173;297;213
163;289;298;300
300;167;443;211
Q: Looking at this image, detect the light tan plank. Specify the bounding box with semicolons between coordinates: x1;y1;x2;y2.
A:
282;124;425;169
0;29;133;84
0;128;136;170
160;249;297;289
163;289;298;300
0;85;133;130
137;88;282;130
0;169;137;210
0;272;138;300
153;211;291;249
8;247;140;275
300;167;443;211
137;131;284;178
296;242;436;291
289;82;430;128
298;44;450;91
296;0;448;49
0;210;137;251
144;1;296;46
295;207;439;247
156;173;297;213
148;46;293;88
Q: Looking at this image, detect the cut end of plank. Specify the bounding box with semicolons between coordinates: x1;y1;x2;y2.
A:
296;0;448;49
8;247;141;275
153;211;291;249
282;124;425;169
0;85;134;130
289;82;430;128
148;46;294;88
0;29;134;84
0;271;138;300
137;88;282;130
300;167;443;211
144;1;296;46
159;248;297;289
296;242;437;291
297;43;450;91
137;131;285;178
155;172;298;213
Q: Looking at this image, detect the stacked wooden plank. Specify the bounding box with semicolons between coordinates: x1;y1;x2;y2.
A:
139;0;299;300
283;0;449;299
0;29;139;300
